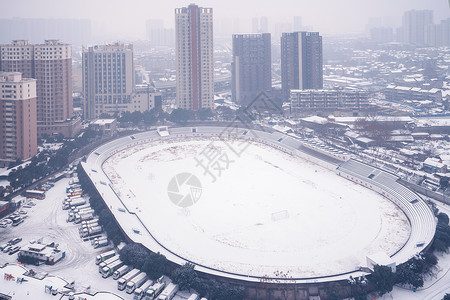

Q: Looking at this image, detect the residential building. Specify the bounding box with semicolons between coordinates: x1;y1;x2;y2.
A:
232;33;272;106
175;4;214;111
0;39;78;137
281;31;323;101
82;43;134;119
425;18;450;47
0;72;37;166
290;89;369;113
401;10;433;46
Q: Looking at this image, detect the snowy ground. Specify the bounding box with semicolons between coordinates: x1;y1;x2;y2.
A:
104;139;410;278
0;177;140;300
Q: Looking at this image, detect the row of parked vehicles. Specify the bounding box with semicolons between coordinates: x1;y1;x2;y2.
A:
95;250;205;300
63;179;108;246
0;237;22;255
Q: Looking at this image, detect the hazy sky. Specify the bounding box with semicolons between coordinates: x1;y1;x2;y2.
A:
2;0;449;38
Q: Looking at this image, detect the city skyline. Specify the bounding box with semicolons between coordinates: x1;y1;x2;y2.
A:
1;0;448;40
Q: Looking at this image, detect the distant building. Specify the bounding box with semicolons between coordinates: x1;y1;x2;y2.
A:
232;33;272;106
370;27;394;43
0;18;91;46
290;89;369;113
425;18;450;47
293;16;303;31
0;39;78;138
146;19;175;47
175;4;214;111
281;32;323;101
252;16;269;33
384;85;442;103
0;72;37;166
401;10;433;46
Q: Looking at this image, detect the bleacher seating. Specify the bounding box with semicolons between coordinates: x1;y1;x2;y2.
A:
337;159;436;263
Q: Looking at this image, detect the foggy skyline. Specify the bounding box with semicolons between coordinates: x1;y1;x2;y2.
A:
1;0;449;40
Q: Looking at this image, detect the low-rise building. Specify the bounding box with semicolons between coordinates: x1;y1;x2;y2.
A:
422;157;447;174
90;119;117;136
385;85;442;103
18;242;65;265
290;89;369;113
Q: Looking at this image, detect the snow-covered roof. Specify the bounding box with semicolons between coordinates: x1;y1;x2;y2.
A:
367;252;395;266
301;116;328;125
92;119;116;125
423;158;446;168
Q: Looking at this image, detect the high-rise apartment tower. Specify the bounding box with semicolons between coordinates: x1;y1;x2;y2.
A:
232;33;272;106
0;72;37;166
281;31;323;101
175;4;214;110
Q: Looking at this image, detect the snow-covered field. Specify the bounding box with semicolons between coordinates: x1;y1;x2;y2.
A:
104;139;410;278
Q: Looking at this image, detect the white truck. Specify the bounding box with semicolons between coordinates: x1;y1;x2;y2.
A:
81;218;99;225
63;198;86;210
156;283;178;300
70;206;92;215
70;209;94;222
74;211;95;224
80;221;99;231
113;265;132;280
101;259;124;278
117;268;141;291
126;272;148;294
134;279;154;300
187;293;200;300
63;195;82;204
98;255;120;272
93;237;109;248
95;250;115;265
145;282;166;300
81;225;102;237
67;188;83;197
70;203;90;212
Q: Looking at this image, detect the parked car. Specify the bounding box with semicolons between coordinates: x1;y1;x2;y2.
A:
2;245;12;253
8;246;20;255
9;237;22;245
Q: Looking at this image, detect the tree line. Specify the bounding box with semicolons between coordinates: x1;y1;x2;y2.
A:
119;243;245;300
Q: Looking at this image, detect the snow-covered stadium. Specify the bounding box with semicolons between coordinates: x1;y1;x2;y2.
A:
82;125;436;297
